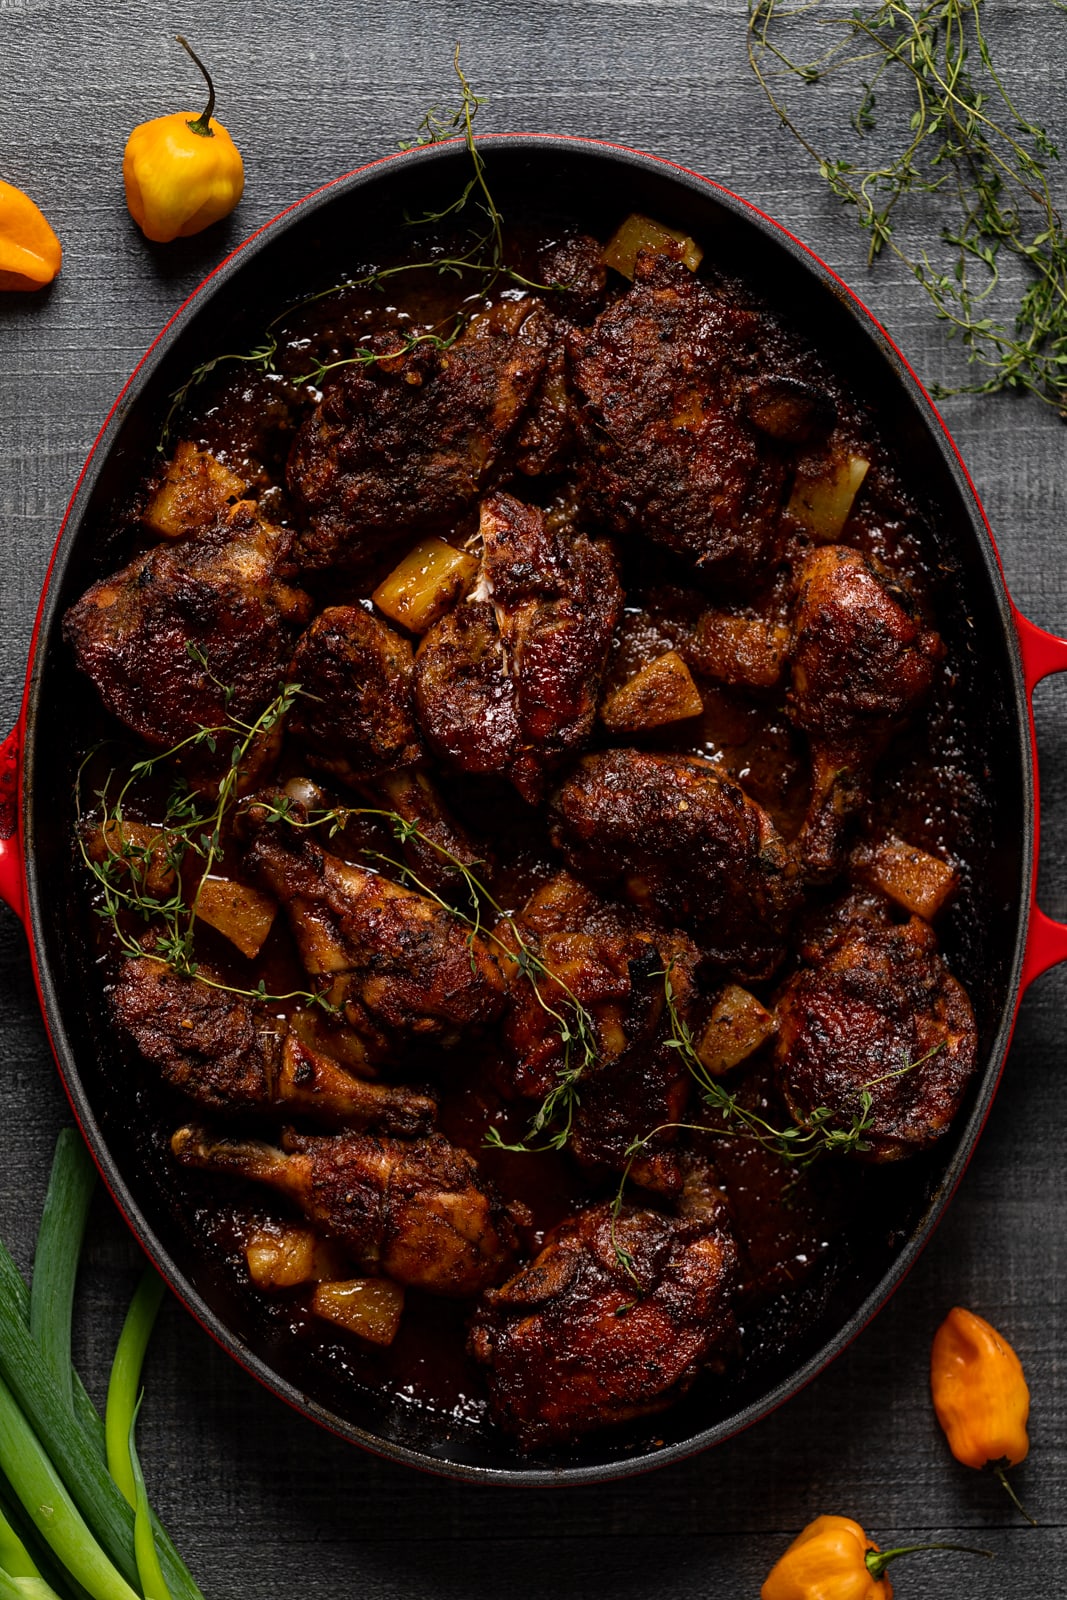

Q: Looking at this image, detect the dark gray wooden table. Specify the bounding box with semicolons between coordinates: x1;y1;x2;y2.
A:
1;3;1063;1594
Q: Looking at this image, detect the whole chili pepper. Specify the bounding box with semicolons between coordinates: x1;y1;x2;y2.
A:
760;1514;992;1600
0;180;61;291
930;1305;1035;1523
123;36;244;244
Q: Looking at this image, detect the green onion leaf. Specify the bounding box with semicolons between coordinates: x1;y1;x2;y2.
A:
105;1274;164;1513
0;1369;138;1600
127;1405;170;1600
0;1504;41;1582
30;1132;96;1416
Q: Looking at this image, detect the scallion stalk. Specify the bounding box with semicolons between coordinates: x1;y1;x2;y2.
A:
29;1133;96;1418
104;1275;163;1512
0;1571;63;1600
0;1371;138;1600
0;1239;202;1600
0;1505;40;1582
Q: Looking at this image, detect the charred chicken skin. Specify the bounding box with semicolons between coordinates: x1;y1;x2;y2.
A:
243;808;506;1047
774;895;978;1161
497;873;700;1191
172;1125;516;1297
469;1196;738;1448
788;545;944;877
287;605;422;786
550;751;801;979
63;502;312;761
569;250;788;585
113;956;436;1135
287;299;553;568
414;492;622;803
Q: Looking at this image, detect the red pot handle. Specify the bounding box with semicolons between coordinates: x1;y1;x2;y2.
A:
1016;610;1067;988
0;724;24;924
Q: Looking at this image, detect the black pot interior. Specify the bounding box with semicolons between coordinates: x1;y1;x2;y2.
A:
22;140;1032;1482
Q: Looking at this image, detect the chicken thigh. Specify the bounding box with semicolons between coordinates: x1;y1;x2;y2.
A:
469;1195;737;1447
774;894;977;1160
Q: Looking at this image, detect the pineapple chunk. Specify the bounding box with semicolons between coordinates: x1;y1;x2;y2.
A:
696;985;778;1077
144;441;247;539
788;452;870;540
86;819;176;896
245;1221;348;1290
310;1278;405;1346
195;877;277;960
603;213;704;279
600;650;704;732
690;614;791;690
372;538;479;634
851;834;958;921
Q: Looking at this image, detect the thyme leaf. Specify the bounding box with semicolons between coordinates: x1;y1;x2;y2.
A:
747;0;1067;412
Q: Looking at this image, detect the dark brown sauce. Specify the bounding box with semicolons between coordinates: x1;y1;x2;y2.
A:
73;223;997;1452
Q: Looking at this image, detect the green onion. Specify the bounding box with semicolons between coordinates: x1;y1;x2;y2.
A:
0;1504;41;1582
0;1572;63;1600
0;1234;202;1599
127;1409;170;1600
29;1134;96;1418
0;1371;138;1600
104;1275;163;1512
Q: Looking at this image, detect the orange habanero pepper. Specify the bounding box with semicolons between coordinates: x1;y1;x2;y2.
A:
0;180;61;291
931;1305;1034;1522
761;1514;992;1600
123;36;244;244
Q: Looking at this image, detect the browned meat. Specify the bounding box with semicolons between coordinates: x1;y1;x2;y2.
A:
774;895;977;1161
550;751;801;979
568;251;788;584
514;347;574;477
287;300;553;568
497;873;700;1191
468;1198;738;1447
64;502;313;757
536;233;607;322
414;493;622;802
788;545;944;877
113;957;436;1135
372;766;484;897
172;1125;517;1297
243;812;506;1047
288;606;422;786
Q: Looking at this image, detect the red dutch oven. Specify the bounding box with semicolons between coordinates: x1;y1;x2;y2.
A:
0;136;1065;1484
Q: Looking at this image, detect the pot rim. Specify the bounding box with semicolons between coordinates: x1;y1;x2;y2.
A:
15;133;1038;1485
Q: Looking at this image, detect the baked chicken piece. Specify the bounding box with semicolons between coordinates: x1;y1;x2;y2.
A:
568;250;788;585
683;545;943;877
497;873;700;1191
64;501;313;764
243;806;506;1047
287;299;553;568
468;1192;738;1447
287;605;423;786
774;894;978;1161
550;751;800;979
414;492;622;802
113;956;435;1136
788;545;944;877
172;1125;516;1297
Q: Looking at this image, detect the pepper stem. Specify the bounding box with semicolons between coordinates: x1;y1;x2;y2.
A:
994;1464;1038;1527
865;1543;994;1581
176;35;216;138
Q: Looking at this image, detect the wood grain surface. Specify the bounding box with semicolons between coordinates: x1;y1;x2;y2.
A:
0;2;1064;1594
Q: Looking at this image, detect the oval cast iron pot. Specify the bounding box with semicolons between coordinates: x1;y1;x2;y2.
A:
0;136;1064;1485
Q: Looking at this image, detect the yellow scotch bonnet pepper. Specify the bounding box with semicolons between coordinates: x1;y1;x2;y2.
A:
0;179;62;291
930;1304;1034;1522
123;36;244;244
761;1513;992;1600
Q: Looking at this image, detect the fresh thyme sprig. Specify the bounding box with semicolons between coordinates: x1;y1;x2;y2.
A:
747;0;1067;411
606;967;944;1279
160;47;545;448
76;678;336;1013
262;794;600;1147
